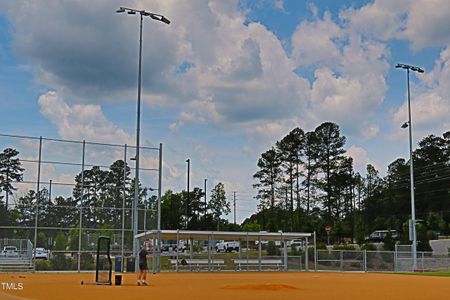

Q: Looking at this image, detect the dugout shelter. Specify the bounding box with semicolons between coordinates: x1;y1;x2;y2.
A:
135;230;316;272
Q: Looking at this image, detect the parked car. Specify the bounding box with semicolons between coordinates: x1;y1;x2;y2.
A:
2;246;19;257
33;248;50;260
365;230;399;242
216;241;240;252
161;240;187;252
287;239;305;249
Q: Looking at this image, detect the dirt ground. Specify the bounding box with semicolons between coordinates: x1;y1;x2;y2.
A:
1;272;449;300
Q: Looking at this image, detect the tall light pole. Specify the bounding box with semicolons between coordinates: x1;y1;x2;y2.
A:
116;6;170;264
204;178;207;213
186;159;190;229
396;63;424;271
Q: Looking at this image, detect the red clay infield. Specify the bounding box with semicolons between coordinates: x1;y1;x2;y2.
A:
1;272;449;300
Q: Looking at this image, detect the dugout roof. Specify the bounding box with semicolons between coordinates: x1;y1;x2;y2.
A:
136;229;312;242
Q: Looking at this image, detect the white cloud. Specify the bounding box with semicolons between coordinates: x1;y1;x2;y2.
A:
362;124;380;139
291;12;344;67
340;0;450;50
38;91;133;145
290;9;391;137
402;0;450;50
339;0;409;40
392;46;450;133
346;145;378;173
392;92;450;130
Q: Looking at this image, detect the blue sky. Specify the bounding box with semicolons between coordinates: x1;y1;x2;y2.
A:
1;0;450;223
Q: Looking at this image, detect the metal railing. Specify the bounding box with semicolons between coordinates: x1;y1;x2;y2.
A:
316;249;450;272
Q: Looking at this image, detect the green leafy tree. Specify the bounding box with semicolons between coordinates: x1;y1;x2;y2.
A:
161;190;184;229
276;128;305;229
253;148;282;211
0;148;24;210
208;183;230;230
313;122;346;224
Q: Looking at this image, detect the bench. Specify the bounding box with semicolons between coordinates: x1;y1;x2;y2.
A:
233;259;283;271
169;259;225;271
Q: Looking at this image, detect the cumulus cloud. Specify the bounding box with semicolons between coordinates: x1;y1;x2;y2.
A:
402;0;450;50
339;0;409;40
291;11;389;136
341;0;450;50
5;0;450;211
346;145;378;173
392;47;450;134
38;91;133;144
291;12;344;67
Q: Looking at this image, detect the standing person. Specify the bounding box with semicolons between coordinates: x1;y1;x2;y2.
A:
137;242;151;286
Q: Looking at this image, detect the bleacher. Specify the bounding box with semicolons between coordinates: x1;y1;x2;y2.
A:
0;238;34;272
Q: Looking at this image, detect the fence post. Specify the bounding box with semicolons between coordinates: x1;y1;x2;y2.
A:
121;144;127;272
157;143;163;273
77;140;85;273
305;236;309;271
340;250;343;271
421;252;424;271
394;249;397;272
33;136;42;271
364;250;367;272
313;231;317;271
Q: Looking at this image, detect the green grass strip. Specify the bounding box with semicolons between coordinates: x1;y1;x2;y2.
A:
394;271;450;277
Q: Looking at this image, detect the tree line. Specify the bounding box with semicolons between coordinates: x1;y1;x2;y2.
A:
248;122;450;249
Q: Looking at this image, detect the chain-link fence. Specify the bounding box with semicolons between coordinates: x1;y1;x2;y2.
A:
0;238;33;271
0;133;162;272
316;249;450;272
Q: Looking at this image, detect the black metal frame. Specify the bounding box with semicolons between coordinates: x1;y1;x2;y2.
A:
95;236;112;285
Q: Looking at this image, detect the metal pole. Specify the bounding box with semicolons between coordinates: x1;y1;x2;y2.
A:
313;231;317;271
33;136;42;267
157;143;163;272
144;197;147;233
204;178;207;214
186;159;190;229
132;12;144;270
121;144;127;270
406;68;417;271
305;236;309;271
48;180;52;204
176;229;179;272
77;140;85;272
233;191;236;224
396;63;423;270
258;236;262;271
5;169;8;211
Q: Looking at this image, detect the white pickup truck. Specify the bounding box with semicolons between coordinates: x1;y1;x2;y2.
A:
216;241;240;252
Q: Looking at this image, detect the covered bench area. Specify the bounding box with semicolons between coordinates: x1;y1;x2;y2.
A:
135;230;315;272
168;258;225;271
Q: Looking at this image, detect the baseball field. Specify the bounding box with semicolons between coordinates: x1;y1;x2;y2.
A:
1;272;449;300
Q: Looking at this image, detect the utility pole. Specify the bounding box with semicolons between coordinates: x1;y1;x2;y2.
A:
233;191;237;225
204;179;207;214
186;159;190;229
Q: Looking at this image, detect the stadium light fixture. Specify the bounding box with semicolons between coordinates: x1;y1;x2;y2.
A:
395;63;424;271
116;5;170;269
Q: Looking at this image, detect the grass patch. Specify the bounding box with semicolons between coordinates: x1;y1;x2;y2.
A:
395;271;450;277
